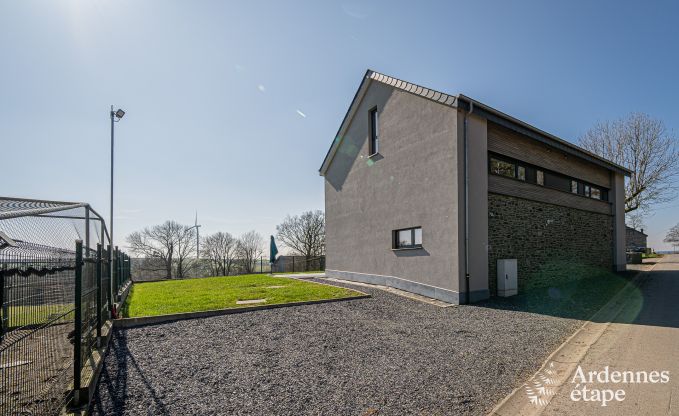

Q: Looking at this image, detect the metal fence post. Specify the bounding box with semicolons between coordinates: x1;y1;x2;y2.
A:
96;244;102;344
73;240;83;405
85;208;90;258
0;264;5;342
114;246;119;301
292;257;295;273
107;245;113;315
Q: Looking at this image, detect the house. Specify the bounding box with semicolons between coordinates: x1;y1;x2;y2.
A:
319;70;631;304
626;226;648;251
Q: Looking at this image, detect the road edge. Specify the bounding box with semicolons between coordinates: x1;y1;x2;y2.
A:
487;264;656;416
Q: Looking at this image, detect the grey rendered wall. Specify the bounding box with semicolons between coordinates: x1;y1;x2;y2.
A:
324;81;460;302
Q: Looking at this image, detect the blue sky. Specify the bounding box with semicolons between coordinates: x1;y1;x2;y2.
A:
1;0;678;250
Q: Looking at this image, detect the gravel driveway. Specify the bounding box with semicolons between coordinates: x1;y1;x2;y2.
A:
91;279;584;415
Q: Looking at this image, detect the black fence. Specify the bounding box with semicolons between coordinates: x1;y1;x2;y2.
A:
0;197;130;415
272;255;326;273
0;242;75;415
131;255;326;282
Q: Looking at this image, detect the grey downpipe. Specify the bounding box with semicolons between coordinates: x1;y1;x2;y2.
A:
463;100;474;304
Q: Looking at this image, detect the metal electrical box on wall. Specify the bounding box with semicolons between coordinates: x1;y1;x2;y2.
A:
497;259;517;297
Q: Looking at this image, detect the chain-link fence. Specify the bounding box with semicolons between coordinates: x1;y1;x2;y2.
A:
0;197;130;415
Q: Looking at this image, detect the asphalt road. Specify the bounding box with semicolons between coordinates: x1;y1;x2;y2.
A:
543;254;679;415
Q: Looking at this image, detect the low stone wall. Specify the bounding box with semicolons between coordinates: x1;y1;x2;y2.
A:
488;193;613;294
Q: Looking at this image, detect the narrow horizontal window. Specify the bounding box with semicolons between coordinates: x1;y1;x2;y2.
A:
487;152;609;201
393;227;423;249
490;158;515;178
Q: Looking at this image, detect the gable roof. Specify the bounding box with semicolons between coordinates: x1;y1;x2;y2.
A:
626;226;648;236
319;70;631;176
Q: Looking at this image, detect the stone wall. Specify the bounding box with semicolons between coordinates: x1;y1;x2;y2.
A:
488;193;613;294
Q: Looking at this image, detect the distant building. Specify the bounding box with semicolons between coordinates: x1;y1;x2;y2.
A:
626;226;648;250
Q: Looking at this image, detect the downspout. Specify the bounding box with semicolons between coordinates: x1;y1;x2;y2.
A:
463;100;474;304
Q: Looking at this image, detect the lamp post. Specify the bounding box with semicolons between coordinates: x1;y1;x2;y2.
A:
110;106;125;247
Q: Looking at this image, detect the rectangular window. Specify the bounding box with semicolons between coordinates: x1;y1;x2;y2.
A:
584;185;591;197
369;108;379;155
591;187;601;200
517;166;526;181
490;158;516;178
393;227;423;249
571;180;578;194
536;170;544;186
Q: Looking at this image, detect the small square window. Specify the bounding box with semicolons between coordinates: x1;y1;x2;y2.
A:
517;166;526;181
571;180;578;194
591;187;601;200
536;170;544;186
394;227;423;249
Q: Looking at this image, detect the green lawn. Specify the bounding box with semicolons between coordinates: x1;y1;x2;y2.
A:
121;274;362;318
3;304;73;328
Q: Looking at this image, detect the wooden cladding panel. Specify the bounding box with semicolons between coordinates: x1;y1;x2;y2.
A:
489;174;612;215
488;122;610;188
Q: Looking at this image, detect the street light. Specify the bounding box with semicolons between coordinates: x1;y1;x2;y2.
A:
110;106;125;248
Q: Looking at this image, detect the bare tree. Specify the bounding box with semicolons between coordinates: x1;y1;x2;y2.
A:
276;210;325;264
579;113;679;215
665;224;679;252
236;230;264;273
626;211;645;231
201;231;237;276
126;220;196;279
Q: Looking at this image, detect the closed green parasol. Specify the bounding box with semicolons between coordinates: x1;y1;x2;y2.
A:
269;235;279;264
